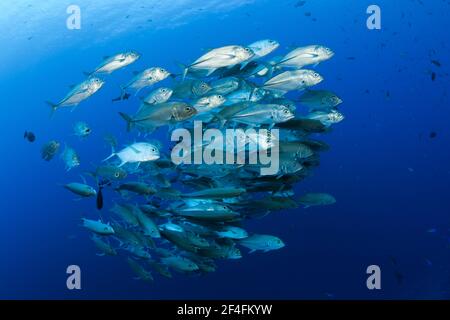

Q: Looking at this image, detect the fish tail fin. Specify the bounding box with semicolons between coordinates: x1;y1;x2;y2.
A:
103;148;116;162
118;112;134;132
45;101;58;117
176;61;188;81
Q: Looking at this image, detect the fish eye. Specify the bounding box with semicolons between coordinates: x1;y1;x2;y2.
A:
115;172;120;178
185;107;191;111
151;148;156;152
161;88;167;92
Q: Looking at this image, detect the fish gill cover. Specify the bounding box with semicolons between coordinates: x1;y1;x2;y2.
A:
41;34;343;283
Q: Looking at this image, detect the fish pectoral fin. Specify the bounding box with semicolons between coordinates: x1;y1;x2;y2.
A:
248;249;256;254
96;253;106;257
118;161;127;167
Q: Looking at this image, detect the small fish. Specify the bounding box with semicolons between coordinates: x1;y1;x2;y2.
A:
298;90;343;111
120;67;170;97
262;70;323;93
91;234;117;256
273;45;334;69
103;142;160;167
96;186;104;210
431;60;441;67
429;131;437;139
431;72;437;81
141;87;173;105
41;140;60;161
306;110;344;127
85;51;140;75
24;131;36;142
119;102;197;133
229;104;295;125
61;144;80;171
161;256;199;273
298;193;336;208
73;122;91;139
46;78;104;114
180;45;254;79
64;182;97;198
172;80;212;99
238;234;285;253
215;226;248;239
248;39;280;59
193;94;226;114
91;165;128;180
82;218;115;235
127;257;153;283
209;77;240;95
133;207;161;238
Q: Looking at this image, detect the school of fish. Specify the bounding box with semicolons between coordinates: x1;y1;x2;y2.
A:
42;41;343;283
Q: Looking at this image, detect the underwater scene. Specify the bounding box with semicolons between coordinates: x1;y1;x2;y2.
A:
1;0;450;300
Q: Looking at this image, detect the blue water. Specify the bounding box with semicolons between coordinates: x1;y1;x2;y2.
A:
1;0;450;299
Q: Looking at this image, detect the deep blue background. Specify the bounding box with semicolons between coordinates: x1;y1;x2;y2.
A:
1;0;450;299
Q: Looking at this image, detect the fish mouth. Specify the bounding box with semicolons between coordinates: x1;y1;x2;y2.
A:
285;114;295;121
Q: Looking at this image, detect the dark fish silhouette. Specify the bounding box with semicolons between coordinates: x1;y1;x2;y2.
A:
24;131;36;142
430;131;437;139
112;92;131;102
96;186;104;210
96;179;111;210
431;60;441;67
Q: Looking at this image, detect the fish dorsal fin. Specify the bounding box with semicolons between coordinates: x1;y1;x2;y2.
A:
69;84;76;89
103;56;110;60
133;71;140;76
